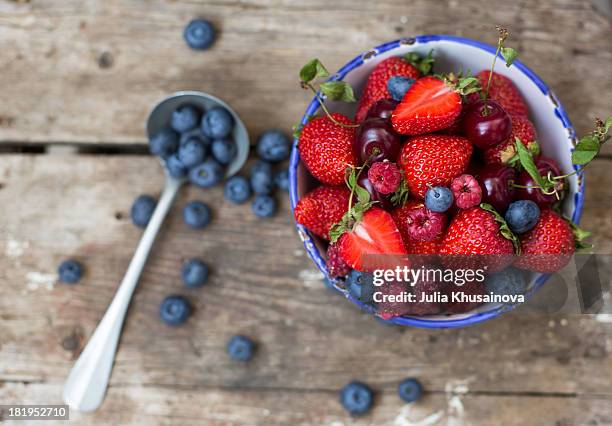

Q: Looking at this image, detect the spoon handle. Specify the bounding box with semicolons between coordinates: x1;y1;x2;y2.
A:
63;176;183;412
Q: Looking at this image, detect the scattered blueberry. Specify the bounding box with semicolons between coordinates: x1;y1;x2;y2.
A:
201;107;233;139
179;137;207;168
189;158;224;188
149;128;179;158
180;127;210;147
256;130;290;162
387;76;415;101
340;381;374;416
251;195;277;217
171;104;200;133
227;335;255;362
183;200;212;229
398;378;423;403
505;200;540;234
183;19;215;50
486;266;527;297
58;259;83;284
165;155;188;178
250;160;274;195
274;169;289;192
130;195;157;228
211;138;237;165
425;186;454;213
347;270;375;303
159;295;191;326
181;258;209;288
224;175;251;204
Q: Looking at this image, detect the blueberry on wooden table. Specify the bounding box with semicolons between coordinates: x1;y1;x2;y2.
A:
159;295;191;326
224;176;251;204
183;19;215;50
182;201;211;229
227;335;255;362
398;378;423;403
274;169;289;192
340;381;373;416
58;259;83;284
256;130;290;162
130;195;157;228
250;160;274;195
251;195;276;218
181;258;209;288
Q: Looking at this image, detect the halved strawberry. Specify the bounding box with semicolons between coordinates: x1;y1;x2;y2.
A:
391;76;462;135
336;207;407;272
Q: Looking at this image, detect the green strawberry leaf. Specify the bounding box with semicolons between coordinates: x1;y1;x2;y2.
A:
571;135;600;165
404;50;435;75
299;58;329;83
480;203;521;254
390;178;410;206
515;138;547;188
319;81;356;102
605;116;612;134
501;47;518;67
564;218;593;251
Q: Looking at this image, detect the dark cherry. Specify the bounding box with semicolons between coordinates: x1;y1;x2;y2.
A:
354;118;402;165
357;172;393;210
364;98;399;121
515;156;565;207
462;99;512;149
477;164;516;213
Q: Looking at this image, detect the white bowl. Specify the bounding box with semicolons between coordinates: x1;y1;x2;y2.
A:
289;35;584;328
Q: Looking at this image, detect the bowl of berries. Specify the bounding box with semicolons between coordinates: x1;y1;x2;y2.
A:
290;30;609;328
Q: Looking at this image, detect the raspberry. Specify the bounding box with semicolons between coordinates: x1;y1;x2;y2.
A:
367;161;401;195
326;243;351;278
451;174;482;209
404;206;447;242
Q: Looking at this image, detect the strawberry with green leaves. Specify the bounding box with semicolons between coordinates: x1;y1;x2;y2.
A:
483;114;539;166
294;185;351;240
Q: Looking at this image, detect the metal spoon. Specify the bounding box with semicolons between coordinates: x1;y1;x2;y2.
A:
63;91;250;412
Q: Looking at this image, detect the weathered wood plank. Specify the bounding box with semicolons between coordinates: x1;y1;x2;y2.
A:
0;154;610;406
0;0;610;149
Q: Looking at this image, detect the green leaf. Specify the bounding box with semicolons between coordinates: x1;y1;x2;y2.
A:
565;219;593;251
299;59;329;83
501;47;518;67
319;81;356;102
480;203;521;254
515;138;546;188
390;179;410;206
354;184;371;204
605;116;612;134
404;50;435;75
571;135;600;165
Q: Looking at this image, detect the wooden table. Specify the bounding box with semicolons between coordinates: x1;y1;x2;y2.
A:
1;1;611;424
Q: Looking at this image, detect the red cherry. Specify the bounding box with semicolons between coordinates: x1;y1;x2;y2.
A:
354;118;402;165
515;157;565;207
477;165;516;213
364;98;399;121
462;99;512;149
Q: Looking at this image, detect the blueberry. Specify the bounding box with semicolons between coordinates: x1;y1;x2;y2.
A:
387;76;415;101
250;160;274;195
183;200;212;229
224;175;251;204
425;186;454;213
340;381;373;416
149;128;179;158
486;266;527;296
227;335;255;362
189;158;224;188
347;270;375;303
256;130;290;162
165;155;188;178
251;195;276;217
505;200;540;234
183;19;215;50
171;104;200;133
211;138;237;165
274;169;289;192
58;259;83;284
130;195;157;228
398;378;423;403
178;137;207;168
180;127;210;147
181;258;209;288
159;295;191;326
201;107;233;139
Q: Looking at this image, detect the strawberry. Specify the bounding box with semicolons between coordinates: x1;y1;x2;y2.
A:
473;70;529;117
439;205;518;272
483;114;538;166
355;56;421;122
514;209;585;273
294;185;351;240
336;207;407;272
298;113;357;185
399;135;473;199
391;76;462;135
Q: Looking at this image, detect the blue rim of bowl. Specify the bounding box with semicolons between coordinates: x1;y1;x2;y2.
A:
289;35;585;329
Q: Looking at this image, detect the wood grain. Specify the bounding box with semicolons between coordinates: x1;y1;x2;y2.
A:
0;0;610;149
0;154;610;425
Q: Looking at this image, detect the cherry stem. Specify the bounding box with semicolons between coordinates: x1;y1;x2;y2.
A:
304;82;359;128
484;27;507;108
